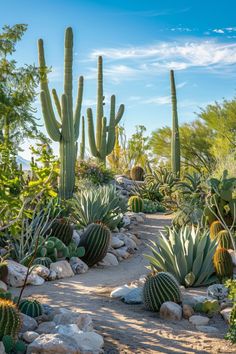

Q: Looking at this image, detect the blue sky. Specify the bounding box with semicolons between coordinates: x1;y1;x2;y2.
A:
2;0;236;159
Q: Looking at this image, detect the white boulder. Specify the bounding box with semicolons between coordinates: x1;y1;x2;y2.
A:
160;302;182;321
50;261;74;279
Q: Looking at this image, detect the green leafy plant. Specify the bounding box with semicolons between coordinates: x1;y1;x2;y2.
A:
72;185;127;230
143;199;165;214
146;225;218;287
77;159;114;185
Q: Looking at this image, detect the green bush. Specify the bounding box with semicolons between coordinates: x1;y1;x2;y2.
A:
77;160;114;185
143;199;165;213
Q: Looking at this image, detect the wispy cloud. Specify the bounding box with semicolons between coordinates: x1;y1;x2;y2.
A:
143;96;170;105
212;27;236;34
176;81;187;89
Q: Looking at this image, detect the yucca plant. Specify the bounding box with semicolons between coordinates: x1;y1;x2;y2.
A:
72;185;127;230
145;225;218;287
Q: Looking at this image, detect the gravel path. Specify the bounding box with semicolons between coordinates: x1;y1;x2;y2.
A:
14;214;236;354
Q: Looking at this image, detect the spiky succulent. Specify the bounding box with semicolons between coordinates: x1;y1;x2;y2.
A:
213;248;233;279
145;225;218;287
128;196;144;213
19;299;43;318
0;300;21;339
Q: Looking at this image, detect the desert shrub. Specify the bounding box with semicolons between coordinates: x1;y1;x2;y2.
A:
133;182;163;202
72;185;127;230
146;225;218;287
143;199;165;213
77;160;114;185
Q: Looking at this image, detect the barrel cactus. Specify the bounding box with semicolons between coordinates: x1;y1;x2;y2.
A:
79;223;111;267
128;196;144;213
217;230;233;250
0;300;21;339
210;221;224;239
143;272;181;312
213;248;233;279
46;218;73;246
2;335;26;354
19;299;43;318
130;166;144;181
33;257;52;269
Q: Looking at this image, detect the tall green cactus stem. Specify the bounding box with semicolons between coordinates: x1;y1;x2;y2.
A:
79;116;85;160
170;70;180;176
38;27;84;199
87;56;125;165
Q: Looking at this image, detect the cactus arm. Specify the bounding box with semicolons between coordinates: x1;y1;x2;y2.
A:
64;27;73;120
106;95;116;155
100;117;107;159
115;103;125;125
170;70;180;176
52;89;61;119
74;76;84;140
61;94;72;142
79;116;85;160
38;39;61;134
40;91;61;141
87;108;99;157
96;56;104;150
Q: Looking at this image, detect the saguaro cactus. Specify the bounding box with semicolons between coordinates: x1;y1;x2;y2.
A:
170;70;180;176
38;27;83;199
87;56;124;164
79;116;85;160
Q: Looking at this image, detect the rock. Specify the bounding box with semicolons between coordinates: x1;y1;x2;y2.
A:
31;265;50;280
131;275;146;287
110;285;136;298
122;215;131;227
228;249;236;266
73;332;104;353
0;342;5;354
129;234;141;246
220;299;233;310
115;234;137;251
42;304;56;320
122;287;143;304
114;247;131;259
48;270;57;281
220;308;232;323
189;315;210;326
111;236;125;249
53;309;80;327
23;331;40;343
56;324;81;336
0;280;7;291
20;313;38;332
50;261;74;279
69;257;89;274
7;260;44;287
72;230;81;246
183;304;194;319
76;314;93;332
98;253;119;266
207;284;228;301
196;325;219;333
182;294;209;307
26;333;78;354
36;321;56;335
160;302;182;321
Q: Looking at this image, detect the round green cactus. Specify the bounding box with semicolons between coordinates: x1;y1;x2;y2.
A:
79;223;111;267
143;272;181;312
213;248;233;279
0;299;21;339
217;230;233;250
128;196;144;213
19;299;43;318
33;257;52;268
130;166;144;181
47;219;73;246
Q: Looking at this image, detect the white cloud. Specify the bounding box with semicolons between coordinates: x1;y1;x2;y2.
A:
143;96;171;105
176;81;187;89
213;29;225;34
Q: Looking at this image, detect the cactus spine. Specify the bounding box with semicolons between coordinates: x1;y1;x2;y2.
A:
87;56;124;165
170;70;180;176
143;272;181;312
0;300;21;339
79;116;85;160
38;27;84;199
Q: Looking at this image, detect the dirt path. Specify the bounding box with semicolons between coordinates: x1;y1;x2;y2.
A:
14;214;236;354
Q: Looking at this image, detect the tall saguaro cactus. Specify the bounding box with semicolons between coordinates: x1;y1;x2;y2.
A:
38;27;84;199
170;70;180;176
87;56;125;165
79;116;85;160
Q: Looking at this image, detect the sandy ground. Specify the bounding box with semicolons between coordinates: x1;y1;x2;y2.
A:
13;214;236;354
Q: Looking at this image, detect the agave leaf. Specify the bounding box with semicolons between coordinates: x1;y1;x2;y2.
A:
185;272;195;287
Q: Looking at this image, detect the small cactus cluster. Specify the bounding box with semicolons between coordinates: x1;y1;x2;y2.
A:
68;241;85;259
46;218;73;246
143;272;181;312
194;299;220;316
19;299;43;318
2;335;26;354
79;223;111;267
128;196;144;213
37;236;69;262
33;257;52;268
0;299;21;339
213;248;233;279
130;166;145;181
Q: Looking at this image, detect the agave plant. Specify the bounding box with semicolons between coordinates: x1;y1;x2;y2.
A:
72;185;127;230
145;225;218;287
177;172;204;197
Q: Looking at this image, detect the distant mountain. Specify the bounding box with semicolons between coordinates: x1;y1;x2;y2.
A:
16;156;31;170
